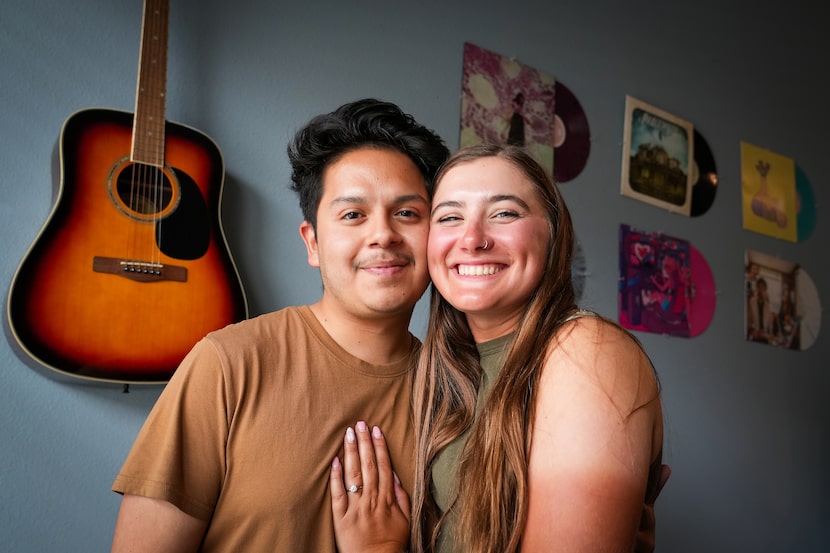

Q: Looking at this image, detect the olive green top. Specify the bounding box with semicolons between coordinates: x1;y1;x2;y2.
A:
427;311;661;552
430;333;513;552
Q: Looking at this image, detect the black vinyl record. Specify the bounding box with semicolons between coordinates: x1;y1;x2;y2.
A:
552;81;591;183
690;129;718;217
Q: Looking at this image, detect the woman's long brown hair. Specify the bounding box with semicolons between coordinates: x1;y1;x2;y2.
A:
411;144;578;553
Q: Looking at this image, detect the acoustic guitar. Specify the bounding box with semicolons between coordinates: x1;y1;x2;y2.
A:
7;0;248;384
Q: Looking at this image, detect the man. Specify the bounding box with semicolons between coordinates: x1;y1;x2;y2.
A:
111;98;450;552
111;98;667;552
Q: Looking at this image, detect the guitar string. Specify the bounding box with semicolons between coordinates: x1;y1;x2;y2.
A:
137;0;167;271
124;0;169;274
150;0;165;270
156;0;169;272
129;1;147;269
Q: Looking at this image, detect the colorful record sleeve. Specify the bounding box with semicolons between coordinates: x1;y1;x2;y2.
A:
619;224;715;338
741;142;798;242
459;42;557;175
745;249;821;350
620;96;694;216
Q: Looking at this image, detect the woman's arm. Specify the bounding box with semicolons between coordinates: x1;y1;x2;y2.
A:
634;463;672;553
522;317;663;553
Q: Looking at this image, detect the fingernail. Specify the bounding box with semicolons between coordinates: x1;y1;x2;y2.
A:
356;421;368;433
372;426;382;439
333;456;341;470
346;427;356;443
393;471;401;485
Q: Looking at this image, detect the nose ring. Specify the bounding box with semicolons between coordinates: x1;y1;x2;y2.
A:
482;239;489;250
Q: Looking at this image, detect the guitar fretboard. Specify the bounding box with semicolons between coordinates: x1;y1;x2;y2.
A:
131;0;169;168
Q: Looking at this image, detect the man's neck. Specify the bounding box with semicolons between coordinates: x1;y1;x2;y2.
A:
308;301;415;366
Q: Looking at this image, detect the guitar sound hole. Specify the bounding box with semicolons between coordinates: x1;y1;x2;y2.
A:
108;159;180;221
115;163;174;216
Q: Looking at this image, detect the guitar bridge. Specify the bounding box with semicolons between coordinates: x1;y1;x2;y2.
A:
93;256;187;283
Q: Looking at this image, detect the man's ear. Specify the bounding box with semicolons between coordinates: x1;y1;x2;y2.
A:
299;221;320;268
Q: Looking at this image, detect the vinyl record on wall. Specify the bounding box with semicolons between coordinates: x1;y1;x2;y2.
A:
552;81;590;183
796;164;816;242
688;245;716;337
796;266;821;350
690;129;718;217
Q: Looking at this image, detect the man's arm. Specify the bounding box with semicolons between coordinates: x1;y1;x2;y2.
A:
111;494;207;553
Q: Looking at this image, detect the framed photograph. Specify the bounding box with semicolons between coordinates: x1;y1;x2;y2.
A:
620;96;694;215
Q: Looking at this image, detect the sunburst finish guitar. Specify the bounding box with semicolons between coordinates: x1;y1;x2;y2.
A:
7;0;247;383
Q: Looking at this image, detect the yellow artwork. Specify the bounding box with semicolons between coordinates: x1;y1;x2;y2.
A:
740;142;797;242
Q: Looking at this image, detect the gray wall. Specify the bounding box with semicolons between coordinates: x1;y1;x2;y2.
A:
1;0;827;550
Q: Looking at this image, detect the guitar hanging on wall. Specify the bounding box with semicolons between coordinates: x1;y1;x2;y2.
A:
7;0;248;384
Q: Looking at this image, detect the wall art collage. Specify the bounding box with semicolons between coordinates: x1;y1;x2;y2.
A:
459;42;820;350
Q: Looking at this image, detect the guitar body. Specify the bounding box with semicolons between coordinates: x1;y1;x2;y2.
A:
8;108;248;383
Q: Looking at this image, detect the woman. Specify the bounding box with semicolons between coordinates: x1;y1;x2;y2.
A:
331;144;665;553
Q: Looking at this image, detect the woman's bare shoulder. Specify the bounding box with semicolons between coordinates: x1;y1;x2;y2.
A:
541;313;658;414
550;313;648;366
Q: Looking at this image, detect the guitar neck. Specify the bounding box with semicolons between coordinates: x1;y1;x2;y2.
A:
131;0;169;168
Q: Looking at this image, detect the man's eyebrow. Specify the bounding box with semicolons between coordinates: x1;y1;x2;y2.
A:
330;195;367;206
329;193;429;206
396;193;430;204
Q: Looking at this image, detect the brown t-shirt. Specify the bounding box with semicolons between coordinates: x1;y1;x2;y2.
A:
113;305;417;552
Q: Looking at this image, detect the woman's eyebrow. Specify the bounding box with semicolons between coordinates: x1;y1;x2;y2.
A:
431;199;463;215
491;194;530;210
431;194;529;216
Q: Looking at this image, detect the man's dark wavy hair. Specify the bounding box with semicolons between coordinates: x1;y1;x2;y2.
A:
287;98;450;229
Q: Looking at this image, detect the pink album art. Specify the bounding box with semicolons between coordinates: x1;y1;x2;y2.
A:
619;224;716;338
460;42;557;174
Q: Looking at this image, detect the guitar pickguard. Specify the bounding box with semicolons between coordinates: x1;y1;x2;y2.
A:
156;167;211;260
